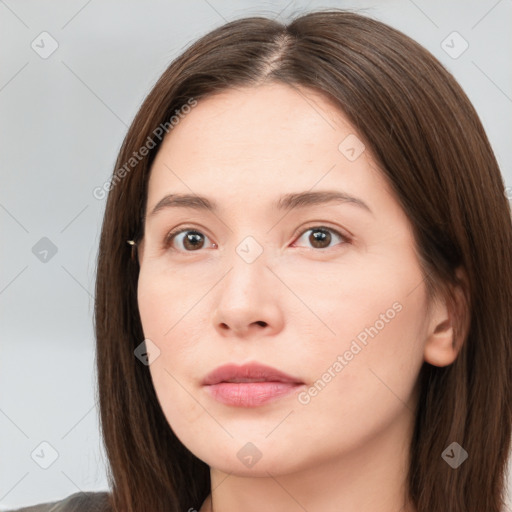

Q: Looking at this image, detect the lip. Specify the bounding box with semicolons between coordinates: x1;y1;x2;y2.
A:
202;362;303;386
202;362;305;407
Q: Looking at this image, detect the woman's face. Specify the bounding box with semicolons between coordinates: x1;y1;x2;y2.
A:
136;83;436;476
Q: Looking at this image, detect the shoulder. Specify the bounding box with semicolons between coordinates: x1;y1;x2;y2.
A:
6;491;112;512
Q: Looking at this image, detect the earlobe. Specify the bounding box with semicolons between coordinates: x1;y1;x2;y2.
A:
424;316;458;367
423;267;470;368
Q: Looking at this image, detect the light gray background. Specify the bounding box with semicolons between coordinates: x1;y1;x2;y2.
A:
1;0;511;509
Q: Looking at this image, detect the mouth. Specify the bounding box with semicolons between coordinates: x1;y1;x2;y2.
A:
202;362;304;386
202;362;305;407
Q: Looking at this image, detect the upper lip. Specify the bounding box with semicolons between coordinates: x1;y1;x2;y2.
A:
202;362;304;385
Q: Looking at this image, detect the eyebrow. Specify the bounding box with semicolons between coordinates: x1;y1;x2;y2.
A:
149;190;373;218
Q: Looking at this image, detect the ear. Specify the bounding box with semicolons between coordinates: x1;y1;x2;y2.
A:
423;267;470;367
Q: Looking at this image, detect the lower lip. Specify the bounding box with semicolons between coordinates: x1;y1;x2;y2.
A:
204;382;304;407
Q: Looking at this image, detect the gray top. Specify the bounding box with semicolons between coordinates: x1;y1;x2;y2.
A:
6;492;111;512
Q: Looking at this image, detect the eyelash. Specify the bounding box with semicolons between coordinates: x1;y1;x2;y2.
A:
163;224;351;252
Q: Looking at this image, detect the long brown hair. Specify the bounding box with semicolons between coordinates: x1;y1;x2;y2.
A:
94;8;512;512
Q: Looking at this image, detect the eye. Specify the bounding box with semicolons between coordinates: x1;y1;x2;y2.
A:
292;225;350;250
163;225;350;253
164;227;216;252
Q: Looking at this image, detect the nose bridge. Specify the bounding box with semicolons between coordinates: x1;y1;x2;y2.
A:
221;232;269;298
234;233;266;267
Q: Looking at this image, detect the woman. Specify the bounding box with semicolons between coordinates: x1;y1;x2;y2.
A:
11;8;512;512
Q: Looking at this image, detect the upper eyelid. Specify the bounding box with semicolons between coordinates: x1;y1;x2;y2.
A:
292;226;350;247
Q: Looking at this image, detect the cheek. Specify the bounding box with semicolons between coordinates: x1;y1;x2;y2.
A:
137;262;201;339
137;264;210;417
290;246;428;406
297;266;428;427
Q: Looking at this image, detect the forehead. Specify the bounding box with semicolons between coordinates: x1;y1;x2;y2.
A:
150;84;376;183
181;82;344;124
144;82;392;217
162;84;352;162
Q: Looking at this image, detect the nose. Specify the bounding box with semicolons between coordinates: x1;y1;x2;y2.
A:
212;253;284;338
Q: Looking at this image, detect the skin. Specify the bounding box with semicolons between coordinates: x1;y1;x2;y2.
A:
136;83;464;512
